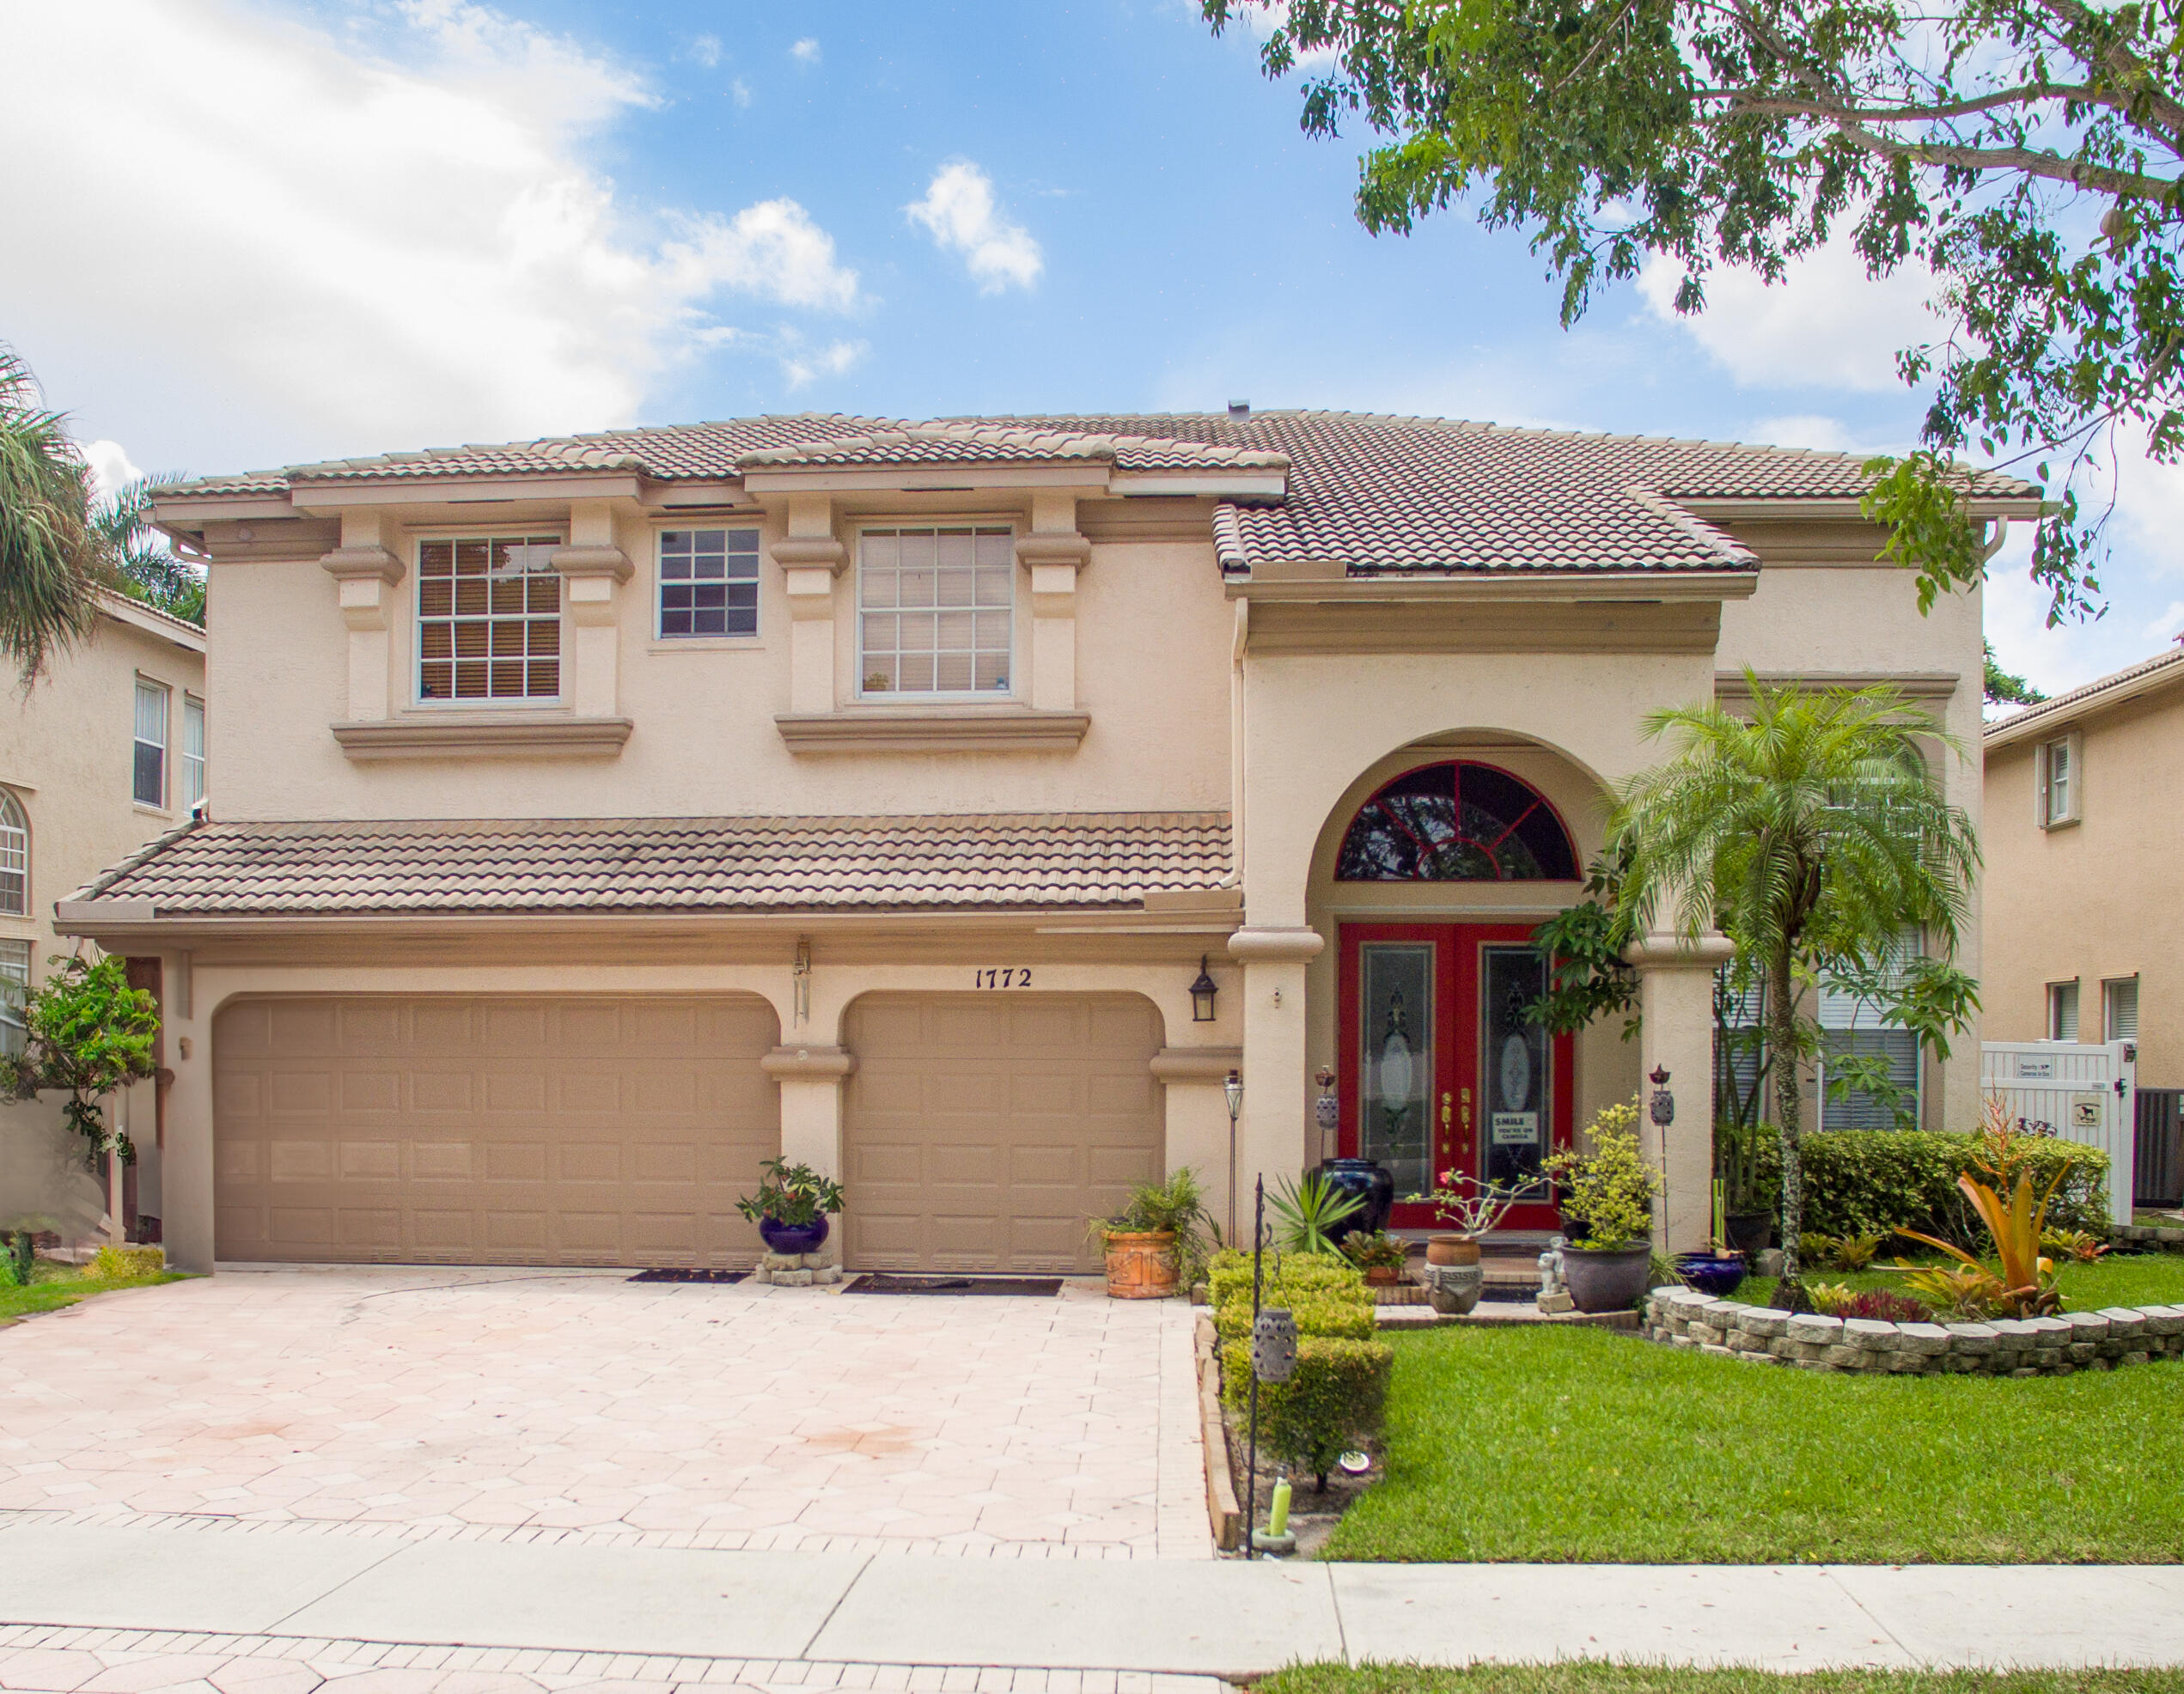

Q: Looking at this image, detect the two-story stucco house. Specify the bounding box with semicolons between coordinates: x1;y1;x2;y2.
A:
0;589;206;1245
60;411;2024;1277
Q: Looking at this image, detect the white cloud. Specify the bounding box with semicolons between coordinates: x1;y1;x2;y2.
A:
790;37;820;64
730;77;753;109
1637;237;1943;392
1748;414;1860;454
2141;600;2184;640
780;338;868;388
684;33;722;69
906;161;1044;294
77;439;143;502
0;0;863;464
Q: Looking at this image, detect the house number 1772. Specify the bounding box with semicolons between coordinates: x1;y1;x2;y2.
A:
974;968;1032;988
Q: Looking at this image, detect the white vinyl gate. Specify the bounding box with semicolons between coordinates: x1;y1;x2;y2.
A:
1979;1040;2136;1225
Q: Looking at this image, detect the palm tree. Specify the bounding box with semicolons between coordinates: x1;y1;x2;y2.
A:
1609;673;1980;1297
0;347;110;679
91;478;204;625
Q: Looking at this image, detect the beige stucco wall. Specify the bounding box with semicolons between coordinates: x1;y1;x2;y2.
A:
1984;679;2184;1085
0;603;205;1238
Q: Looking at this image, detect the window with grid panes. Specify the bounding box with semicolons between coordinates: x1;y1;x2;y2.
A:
858;527;1013;696
417;535;562;701
0;791;26;916
181;695;205;813
0;938;27;1057
658;528;759;637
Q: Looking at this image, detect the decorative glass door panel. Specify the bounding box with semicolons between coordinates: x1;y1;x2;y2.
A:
1340;923;1574;1233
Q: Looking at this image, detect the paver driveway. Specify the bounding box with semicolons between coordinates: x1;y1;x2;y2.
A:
0;1268;1208;1559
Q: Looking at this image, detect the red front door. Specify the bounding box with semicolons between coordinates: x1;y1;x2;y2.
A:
1338;923;1575;1232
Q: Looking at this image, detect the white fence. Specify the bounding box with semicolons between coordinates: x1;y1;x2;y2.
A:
1979;1040;2136;1226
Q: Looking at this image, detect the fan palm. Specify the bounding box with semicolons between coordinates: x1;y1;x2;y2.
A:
0;348;109;679
91;478;204;625
1609;673;1979;1295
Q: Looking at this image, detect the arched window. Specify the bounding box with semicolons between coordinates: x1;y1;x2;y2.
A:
0;791;26;915
1336;761;1577;881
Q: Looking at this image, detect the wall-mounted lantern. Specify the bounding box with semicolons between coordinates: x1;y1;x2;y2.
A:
1649;1064;1675;1128
1189;955;1219;1023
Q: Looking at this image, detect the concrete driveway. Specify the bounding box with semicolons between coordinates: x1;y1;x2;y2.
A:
0;1267;1209;1560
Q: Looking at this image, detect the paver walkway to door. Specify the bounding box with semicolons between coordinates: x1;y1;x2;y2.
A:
0;1268;1209;1560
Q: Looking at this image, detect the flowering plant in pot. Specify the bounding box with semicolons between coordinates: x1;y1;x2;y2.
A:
1409;1172;1522;1264
1541;1101;1662;1313
1339;1229;1411;1285
736;1157;845;1256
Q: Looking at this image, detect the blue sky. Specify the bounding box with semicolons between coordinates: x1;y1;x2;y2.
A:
2;0;2174;695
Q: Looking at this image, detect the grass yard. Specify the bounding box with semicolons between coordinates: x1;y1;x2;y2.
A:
0;1262;183;1323
1325;1321;2184;1564
1260;1669;2184;1694
1791;1250;2184;1310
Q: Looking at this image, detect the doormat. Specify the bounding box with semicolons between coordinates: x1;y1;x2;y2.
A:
845;1273;1063;1296
628;1268;751;1283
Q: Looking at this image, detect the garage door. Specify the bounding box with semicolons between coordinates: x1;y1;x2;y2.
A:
214;996;779;1266
842;993;1163;1274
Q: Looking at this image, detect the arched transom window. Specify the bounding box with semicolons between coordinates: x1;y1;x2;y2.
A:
0;791;26;915
1336;761;1577;881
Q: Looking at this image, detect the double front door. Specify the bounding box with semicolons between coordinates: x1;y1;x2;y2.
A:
1338;923;1573;1233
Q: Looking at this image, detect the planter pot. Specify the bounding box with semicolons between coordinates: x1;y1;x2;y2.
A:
1315;1157;1395;1243
1424;1263;1483;1315
1104;1229;1178;1300
757;1215;830;1256
1724;1210;1774;1257
1426;1234;1481;1267
1363;1264;1404;1287
1674;1251;1748;1298
1560;1243;1655;1313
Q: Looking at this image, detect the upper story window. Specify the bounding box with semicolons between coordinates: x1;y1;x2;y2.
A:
133;677;168;807
181;694;206;813
1337;761;1579;881
858;527;1013;697
2048;979;2080;1041
418;535;562;702
2038;732;2079;827
0;791;27;916
658;528;760;639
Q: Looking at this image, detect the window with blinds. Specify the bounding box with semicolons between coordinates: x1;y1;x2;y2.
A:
0;791;26;917
181;695;206;813
2049;979;2081;1041
0;938;27;1057
133;678;168;807
858;527;1014;696
1719;933;1925;1130
2105;977;2139;1043
417;536;562;701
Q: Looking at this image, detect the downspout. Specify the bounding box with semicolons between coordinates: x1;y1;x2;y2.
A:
1229;595;1248;889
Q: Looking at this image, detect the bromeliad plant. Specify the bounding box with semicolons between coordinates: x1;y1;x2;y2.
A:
1339;1230;1409;1273
734;1158;845;1228
1542;1100;1661;1252
1888;1100;2063;1319
1410;1170;1522;1239
1269;1171;1364;1255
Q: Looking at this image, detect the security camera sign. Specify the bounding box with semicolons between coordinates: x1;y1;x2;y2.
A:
1491;1112;1537;1145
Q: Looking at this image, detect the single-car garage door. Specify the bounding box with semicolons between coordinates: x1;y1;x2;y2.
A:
215;995;779;1266
842;993;1163;1274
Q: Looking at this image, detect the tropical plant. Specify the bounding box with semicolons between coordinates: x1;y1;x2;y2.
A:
1893;1260;2016;1322
734;1157;845;1227
1890;1113;2065;1319
0;952;159;1169
1268;1171;1364;1255
1800;1231;1888;1273
1541;1100;1660;1252
1805;1283;1930;1324
1526;850;1638;1039
2042;1228;2110;1264
1339;1229;1410;1272
90;478;203;625
1409;1170;1522;1238
0;348;107;681
1095;1167;1219;1288
1609;676;1980;1300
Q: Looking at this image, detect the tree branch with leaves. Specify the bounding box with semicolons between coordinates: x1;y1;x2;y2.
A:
0;953;160;1172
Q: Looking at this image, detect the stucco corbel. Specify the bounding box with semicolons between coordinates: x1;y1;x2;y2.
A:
1622;931;1737;972
320;545;403;633
1227;925;1326;965
772;537;849;574
760;1045;857;1078
550;544;634;583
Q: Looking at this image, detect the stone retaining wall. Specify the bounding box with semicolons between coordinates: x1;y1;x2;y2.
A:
2114;1222;2184;1252
1644;1287;2184;1375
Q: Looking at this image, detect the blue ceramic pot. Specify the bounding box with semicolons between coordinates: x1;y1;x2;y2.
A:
1675;1251;1747;1297
758;1215;831;1256
1315;1158;1395;1243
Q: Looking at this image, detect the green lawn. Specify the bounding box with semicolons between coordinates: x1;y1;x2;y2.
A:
1326;1321;2184;1564
1789;1250;2184;1310
1261;1668;2184;1694
0;1263;184;1323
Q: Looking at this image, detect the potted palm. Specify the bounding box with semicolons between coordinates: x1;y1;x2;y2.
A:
1092;1167;1213;1299
1542;1100;1662;1313
735;1157;845;1255
1410;1171;1522;1265
1339;1229;1410;1286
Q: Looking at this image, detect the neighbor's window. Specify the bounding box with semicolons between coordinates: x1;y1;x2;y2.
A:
658;527;760;638
2039;734;2077;826
0;791;26;916
0;939;27;1058
858;527;1013;696
2048;979;2081;1042
418;535;562;701
132;678;168;807
2105;977;2140;1043
181;694;206;813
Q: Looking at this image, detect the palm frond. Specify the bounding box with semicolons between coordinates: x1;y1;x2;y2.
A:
0;348;106;679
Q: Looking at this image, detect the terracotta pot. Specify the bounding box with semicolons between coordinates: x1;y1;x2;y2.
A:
1561;1243;1655;1313
1364;1264;1402;1286
1426;1234;1480;1267
1103;1230;1178;1300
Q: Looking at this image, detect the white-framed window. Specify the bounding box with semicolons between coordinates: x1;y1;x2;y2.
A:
181;694;206;814
1814;931;1925;1130
2105;976;2140;1043
2037;732;2080;827
132;677;168;807
2048;979;2081;1041
0;791;26;916
857;526;1014;697
657;527;760;638
0;938;27;1058
417;534;562;702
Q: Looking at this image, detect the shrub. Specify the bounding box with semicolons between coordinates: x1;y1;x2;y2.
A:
1796;1130;2108;1248
1220;1334;1393;1486
1542;1100;1660;1250
1213;1292;1376;1344
1207;1250;1363;1309
88;1244;162;1281
1806;1282;1929;1322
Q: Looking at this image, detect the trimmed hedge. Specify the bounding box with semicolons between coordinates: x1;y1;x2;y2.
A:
1785;1130;2111;1248
1213;1291;1376;1344
1207;1249;1364;1308
1220;1334;1393;1484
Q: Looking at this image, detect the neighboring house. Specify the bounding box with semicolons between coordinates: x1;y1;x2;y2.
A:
1983;643;2184;1085
60;412;2024;1276
0;590;207;1242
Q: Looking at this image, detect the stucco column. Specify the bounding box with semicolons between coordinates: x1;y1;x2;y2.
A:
1227;925;1322;1248
1019;492;1089;712
162;974;214;1276
760;1045;854;1180
1625;932;1736;1252
775;496;845;715
320;512;403;722
1150;1045;1243;1208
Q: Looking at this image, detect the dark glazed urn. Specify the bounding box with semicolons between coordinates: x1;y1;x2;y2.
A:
1315;1157;1395;1243
758;1216;831;1256
1674;1251;1748;1298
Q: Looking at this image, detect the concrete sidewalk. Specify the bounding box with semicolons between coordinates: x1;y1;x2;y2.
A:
3;1520;2184;1679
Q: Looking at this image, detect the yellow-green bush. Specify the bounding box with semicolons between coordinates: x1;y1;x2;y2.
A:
1208;1249;1364;1309
88;1245;163;1280
1213;1291;1376;1344
1220;1334;1394;1484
